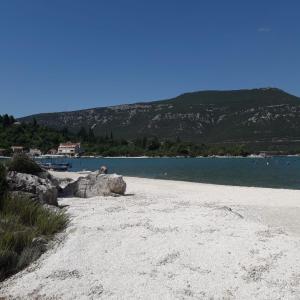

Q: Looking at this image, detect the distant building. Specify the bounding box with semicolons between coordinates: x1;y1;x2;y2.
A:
48;148;57;155
11;146;24;154
0;148;7;156
57;142;83;156
29;148;42;157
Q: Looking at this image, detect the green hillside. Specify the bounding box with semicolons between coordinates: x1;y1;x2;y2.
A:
19;88;300;150
0;115;67;154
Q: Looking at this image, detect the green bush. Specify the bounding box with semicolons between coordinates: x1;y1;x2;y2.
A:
0;249;18;276
0;227;35;253
0;194;68;280
1;194;68;236
0;163;8;211
8;153;42;175
0;164;7;198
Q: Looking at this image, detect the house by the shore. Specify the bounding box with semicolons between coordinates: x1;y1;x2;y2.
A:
47;148;57;155
57;142;83;156
0;148;7;156
29;148;42;157
11;146;24;154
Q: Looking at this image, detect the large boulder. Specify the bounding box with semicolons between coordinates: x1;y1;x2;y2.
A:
6;171;58;206
61;172;126;198
36;171;71;188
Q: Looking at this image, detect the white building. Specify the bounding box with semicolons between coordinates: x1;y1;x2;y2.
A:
11;146;24;154
57;142;82;156
29;148;42;157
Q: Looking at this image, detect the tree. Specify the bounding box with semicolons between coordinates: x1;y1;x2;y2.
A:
2;114;10;127
9;115;15;125
147;136;160;151
32;118;37;127
142;136;147;148
88;128;95;141
78;127;88;141
61;127;69;138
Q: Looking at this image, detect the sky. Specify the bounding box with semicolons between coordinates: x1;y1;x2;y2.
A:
0;0;299;117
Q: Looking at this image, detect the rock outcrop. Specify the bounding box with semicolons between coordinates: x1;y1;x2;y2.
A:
61;172;126;198
7;171;58;206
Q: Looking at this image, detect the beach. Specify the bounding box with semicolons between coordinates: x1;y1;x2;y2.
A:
1;173;300;299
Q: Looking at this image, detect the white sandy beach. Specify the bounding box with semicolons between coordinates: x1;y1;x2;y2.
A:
2;173;300;299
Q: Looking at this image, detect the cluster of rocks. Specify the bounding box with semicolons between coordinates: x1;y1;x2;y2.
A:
6;169;126;206
7;171;59;206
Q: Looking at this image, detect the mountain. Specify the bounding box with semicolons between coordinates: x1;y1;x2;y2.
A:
19;88;300;148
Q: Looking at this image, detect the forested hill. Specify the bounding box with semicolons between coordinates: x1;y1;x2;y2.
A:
19;88;300;147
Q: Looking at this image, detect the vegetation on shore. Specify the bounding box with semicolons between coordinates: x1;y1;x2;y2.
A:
0;157;68;281
7;153;43;175
78;131;250;157
0;114;67;154
1;113;299;157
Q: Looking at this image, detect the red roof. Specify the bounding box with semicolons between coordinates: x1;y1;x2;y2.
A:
59;143;80;148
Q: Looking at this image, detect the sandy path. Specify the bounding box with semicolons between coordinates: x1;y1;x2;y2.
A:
2;176;300;299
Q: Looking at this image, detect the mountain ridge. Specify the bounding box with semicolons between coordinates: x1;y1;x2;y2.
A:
20;87;297;116
19;88;300;148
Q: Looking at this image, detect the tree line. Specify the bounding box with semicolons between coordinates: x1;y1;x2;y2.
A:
0;115;251;157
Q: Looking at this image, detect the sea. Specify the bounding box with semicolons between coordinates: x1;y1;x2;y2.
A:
36;156;300;190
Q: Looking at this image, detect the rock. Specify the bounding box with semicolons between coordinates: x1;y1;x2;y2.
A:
9;190;37;201
7;171;58;206
32;237;48;252
36;170;53;181
37;171;71;188
99;165;108;174
32;237;48;246
43;203;63;214
61;171;126;198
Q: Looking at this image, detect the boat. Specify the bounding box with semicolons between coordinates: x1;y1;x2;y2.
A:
38;162;70;171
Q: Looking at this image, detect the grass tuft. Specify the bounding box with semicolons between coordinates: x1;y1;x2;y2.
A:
0;163;68;281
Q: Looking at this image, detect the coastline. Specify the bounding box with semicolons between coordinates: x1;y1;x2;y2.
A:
2;173;300;299
33;156;300;190
38;154;300;159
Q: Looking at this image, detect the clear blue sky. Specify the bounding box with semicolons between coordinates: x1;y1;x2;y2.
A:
0;0;299;117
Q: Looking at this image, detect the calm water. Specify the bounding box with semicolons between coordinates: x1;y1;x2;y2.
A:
37;156;300;190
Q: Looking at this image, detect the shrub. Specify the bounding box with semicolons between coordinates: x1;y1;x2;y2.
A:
0;227;35;253
0;249;18;278
1;195;68;235
0;164;8;211
0;193;68;280
0;163;7;198
8;153;42;175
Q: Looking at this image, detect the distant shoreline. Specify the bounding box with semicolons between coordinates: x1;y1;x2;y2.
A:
2;154;300;160
32;154;300;159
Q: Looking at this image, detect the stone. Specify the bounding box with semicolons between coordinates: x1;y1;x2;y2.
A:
32;237;48;252
37;171;71;188
7;171;58;206
61;171;126;198
9;190;36;201
99;165;108;174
